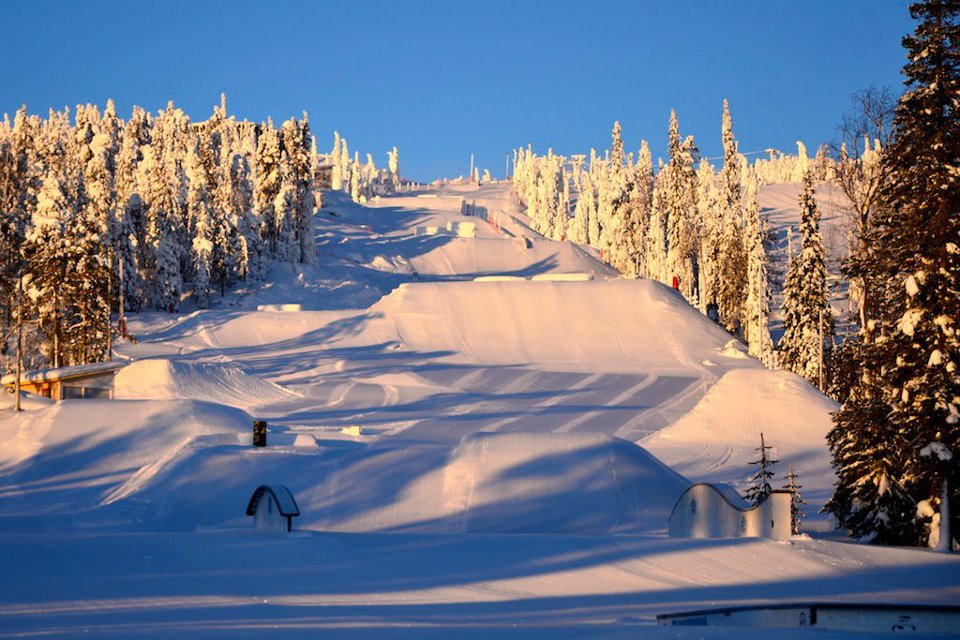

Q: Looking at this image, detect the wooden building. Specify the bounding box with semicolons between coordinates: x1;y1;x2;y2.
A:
1;361;127;401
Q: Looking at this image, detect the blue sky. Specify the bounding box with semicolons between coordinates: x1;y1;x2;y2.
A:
2;0;913;181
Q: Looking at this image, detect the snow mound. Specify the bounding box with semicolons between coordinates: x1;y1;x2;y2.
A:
439;432;690;534
373;279;755;373
0;398;251;530
112;432;689;534
114;358;298;409
643;368;838;509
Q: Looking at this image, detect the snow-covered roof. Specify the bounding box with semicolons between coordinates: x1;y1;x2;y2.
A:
1;361;127;386
246;485;300;517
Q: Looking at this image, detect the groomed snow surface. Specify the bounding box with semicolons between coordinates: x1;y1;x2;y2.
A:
1;183;957;638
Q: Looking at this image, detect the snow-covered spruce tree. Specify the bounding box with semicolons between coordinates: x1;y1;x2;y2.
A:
64;168;111;364
140;144;183;311
185;142;214;308
226;151;264;282
388;146;400;189
778;170;833;387
647;167;669;283
273;155;299;264
596;161;630;257
663;112;699;301
0;107;39;340
743;175;774;364
716;100;747;332
784;464;807;535
829;0;960;549
610;121;624;171
330;131;344;191
825;322;922;544
587;151;602;247
569;169;593;245
114;117;145;311
614;142;653;277
289;115;317;264
255;120;282;255
25;169;71;367
695;158;719;315
553;170;570;241
745;432;778;506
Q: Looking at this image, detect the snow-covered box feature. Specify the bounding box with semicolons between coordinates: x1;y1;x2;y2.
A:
658;603;960;634
246;485;300;533
668;483;792;539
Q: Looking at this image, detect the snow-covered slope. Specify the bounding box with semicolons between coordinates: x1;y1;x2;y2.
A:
2;182;956;638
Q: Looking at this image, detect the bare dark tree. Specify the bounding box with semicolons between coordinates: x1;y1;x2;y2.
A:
832;86;897;329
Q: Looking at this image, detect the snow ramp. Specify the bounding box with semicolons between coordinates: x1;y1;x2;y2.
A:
408;237;616;278
373;279;755;374
114;358;298;409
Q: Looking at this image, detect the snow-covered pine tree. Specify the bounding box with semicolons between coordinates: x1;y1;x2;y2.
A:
255;120;282;255
610;121;624;172
285;115;317;264
140;144;183;310
778;170;833;387
784;464;806;535
743;174;774;364
647;168;669;283
273;154;299;264
663;112;699;300
745;432;778;506
227;151;264;282
553;169;570;241
716;100;747;332
185;142;214;307
695;158;718;315
825;322;921;544
330;131;343;191
569;170;593;245
614;142;653;277
388;146;400;190
829;0;960;549
26;169;71;366
64;168;111;364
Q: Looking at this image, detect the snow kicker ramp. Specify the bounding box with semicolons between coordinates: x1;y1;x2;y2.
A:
407;237;617;278
105;432;690;535
373;279;754;374
114;358;298;409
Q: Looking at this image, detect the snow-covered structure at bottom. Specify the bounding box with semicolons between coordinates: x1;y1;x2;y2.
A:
246;485;300;533
668;483;792;539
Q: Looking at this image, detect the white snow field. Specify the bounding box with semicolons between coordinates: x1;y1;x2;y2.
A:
1;183;957;638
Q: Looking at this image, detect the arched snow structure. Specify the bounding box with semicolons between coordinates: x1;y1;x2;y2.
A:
246;485;300;532
668;483;792;539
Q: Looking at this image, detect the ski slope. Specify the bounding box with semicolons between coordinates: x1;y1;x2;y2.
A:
1;182;957;638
